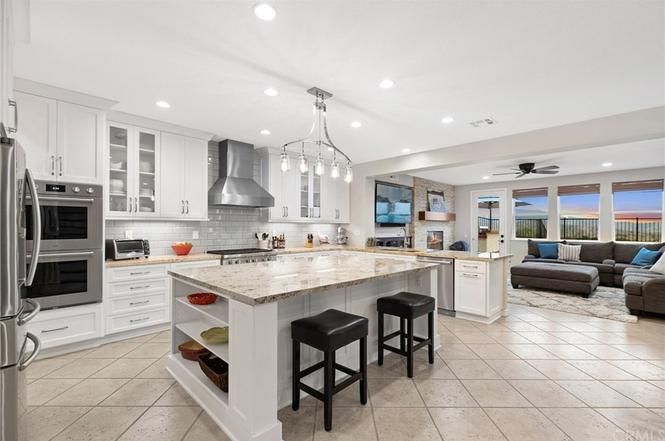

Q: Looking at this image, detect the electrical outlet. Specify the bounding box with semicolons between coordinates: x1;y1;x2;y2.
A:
125;230;133;239
192;230;200;240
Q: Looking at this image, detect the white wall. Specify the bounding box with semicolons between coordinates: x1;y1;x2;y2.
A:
454;167;665;263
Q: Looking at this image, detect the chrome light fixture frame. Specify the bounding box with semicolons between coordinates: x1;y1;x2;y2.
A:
281;87;352;181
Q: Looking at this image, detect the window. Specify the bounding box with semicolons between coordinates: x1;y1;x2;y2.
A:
612;179;663;242
558;184;600;240
513;188;548;238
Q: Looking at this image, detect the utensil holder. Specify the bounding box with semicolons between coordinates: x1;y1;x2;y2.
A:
257;239;270;249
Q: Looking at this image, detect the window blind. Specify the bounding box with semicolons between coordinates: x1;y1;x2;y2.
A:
558;184;600;196
612;179;664;193
513;188;548;198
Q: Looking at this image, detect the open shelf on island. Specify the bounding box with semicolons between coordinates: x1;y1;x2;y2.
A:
168;352;228;406
175;296;229;326
176;319;229;362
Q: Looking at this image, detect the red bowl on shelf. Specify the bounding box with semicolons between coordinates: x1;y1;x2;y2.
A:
172;243;193;256
187;293;217;305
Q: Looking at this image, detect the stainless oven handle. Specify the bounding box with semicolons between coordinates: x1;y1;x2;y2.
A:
18;298;41;326
38;196;95;204
18;332;41;371
25;168;41;286
28;251;95;259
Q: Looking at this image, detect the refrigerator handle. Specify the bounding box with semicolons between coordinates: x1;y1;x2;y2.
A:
25;168;42;286
18;298;40;326
18;332;41;371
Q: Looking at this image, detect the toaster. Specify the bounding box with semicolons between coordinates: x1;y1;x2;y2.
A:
105;239;150;260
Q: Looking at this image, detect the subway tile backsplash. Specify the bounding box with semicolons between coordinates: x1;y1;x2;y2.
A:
106;142;338;256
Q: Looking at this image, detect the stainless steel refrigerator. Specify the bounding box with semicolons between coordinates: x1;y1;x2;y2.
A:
1;128;42;441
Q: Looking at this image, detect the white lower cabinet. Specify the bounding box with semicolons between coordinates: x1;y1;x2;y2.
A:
455;270;487;316
454;259;507;324
27;303;103;349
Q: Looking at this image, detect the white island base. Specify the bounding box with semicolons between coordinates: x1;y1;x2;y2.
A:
167;265;437;441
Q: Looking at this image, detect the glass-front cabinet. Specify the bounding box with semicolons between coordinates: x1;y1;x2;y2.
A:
107;123;160;218
299;167;321;219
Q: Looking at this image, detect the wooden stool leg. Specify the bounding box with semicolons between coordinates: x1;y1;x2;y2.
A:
407;318;414;378
360;336;367;405
377;312;384;366
400;318;406;352
324;349;335;431
292;340;300;410
428;311;435;364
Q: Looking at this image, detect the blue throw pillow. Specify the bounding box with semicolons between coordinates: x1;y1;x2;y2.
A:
631;248;662;266
537;243;558;259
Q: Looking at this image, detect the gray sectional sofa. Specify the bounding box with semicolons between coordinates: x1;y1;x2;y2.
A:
515;240;665;315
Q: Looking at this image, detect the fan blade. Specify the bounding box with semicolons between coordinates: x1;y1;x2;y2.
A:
533;165;559;171
514;172;526;179
532;170;559;174
492;172;520;176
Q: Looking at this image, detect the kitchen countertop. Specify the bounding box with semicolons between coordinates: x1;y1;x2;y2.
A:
168;252;437;305
274;245;512;262
105;253;221;268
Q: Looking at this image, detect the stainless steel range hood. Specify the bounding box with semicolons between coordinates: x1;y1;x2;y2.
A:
208;139;275;207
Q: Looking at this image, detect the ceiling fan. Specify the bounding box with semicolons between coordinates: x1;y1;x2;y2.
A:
493;162;560;179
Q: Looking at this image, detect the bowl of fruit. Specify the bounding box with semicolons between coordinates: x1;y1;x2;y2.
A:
172;241;193;256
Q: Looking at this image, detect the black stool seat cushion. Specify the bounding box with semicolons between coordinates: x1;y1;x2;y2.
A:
377;292;435;319
292;309;368;351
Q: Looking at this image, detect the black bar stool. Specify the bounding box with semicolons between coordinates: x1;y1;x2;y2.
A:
377;292;435;378
291;309;368;432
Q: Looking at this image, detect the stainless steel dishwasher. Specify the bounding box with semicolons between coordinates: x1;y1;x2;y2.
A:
416;256;455;315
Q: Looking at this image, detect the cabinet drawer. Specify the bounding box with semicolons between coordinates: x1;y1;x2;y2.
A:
106;265;168;283
107;278;168;298
456;260;486;274
170;260;220;271
106;308;168;334
28;305;102;349
107;291;168;315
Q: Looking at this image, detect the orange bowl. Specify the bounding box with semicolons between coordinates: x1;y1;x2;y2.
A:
172;243;193;255
187;293;217;305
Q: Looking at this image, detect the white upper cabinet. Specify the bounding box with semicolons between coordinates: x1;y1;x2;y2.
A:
160;132;208;220
107;122;160;218
14;91;56;179
0;0;15;132
261;149;350;223
14;91;104;184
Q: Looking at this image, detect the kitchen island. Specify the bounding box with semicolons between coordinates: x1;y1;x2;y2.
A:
167;252;437;441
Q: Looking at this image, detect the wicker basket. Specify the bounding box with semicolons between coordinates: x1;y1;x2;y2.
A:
198;353;229;392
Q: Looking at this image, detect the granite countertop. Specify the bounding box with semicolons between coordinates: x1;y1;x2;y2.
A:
169;252;437;305
274;245;512;262
105;253;221;268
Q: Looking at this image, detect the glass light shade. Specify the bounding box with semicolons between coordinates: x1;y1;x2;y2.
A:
280;152;290;172
330;161;340;179
314;155;325;176
344;165;353;183
298;154;309;173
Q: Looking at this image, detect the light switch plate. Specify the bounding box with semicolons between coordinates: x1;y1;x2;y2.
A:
192;231;200;239
125;230;133;239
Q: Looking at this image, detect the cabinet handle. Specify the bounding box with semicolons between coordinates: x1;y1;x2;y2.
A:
181;200;185;214
129;317;150;324
286;206;288;217
129;300;150;306
58;156;63;176
186;200;189;214
135;197;139;213
129;285;151;290
129;271;150;276
7;99;17;133
461;273;480;279
41;325;69;333
50;156;55;175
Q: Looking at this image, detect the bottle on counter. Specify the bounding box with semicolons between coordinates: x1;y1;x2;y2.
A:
305;233;314;248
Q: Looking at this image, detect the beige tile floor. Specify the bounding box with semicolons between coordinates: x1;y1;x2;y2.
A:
26;304;665;441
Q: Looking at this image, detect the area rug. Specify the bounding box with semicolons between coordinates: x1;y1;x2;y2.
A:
507;283;638;323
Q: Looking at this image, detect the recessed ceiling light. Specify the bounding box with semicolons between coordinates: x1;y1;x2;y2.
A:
601;162;613;167
350;121;362;128
155;100;170;109
327;147;334;152
264;87;278;97
401;148;411;154
260;129;271;135
441;116;454;124
379;79;395;89
253;3;276;21
482;175;490;180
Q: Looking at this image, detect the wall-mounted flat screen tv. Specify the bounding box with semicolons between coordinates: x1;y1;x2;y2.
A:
375;181;413;226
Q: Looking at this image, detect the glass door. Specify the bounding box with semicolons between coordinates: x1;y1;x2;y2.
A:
312;173;321;218
471;189;507;254
300;170;309;218
136;129;158;216
108;125;130;214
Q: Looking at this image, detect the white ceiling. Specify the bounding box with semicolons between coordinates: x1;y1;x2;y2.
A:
412;138;665;185
15;1;665;164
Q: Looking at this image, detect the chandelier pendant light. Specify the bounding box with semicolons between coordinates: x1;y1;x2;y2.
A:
281;87;352;182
